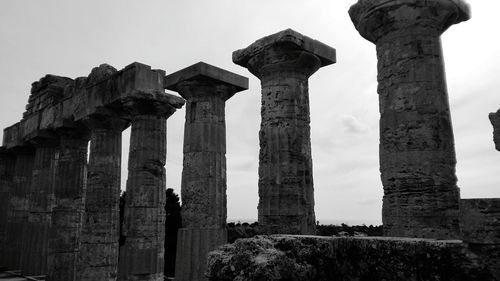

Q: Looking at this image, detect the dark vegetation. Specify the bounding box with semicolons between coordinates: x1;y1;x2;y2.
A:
227;222;383;243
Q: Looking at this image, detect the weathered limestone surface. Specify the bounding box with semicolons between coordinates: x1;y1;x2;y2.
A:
207;235;497;281
349;0;471;239
0;148;15;266
165;62;248;281
233;29;336;235
489;109;500;151
460;199;500;278
2;62;166;150
0;62;170;279
3;148;35;270
118;94;184;281
77;113;127;281
21;141;58;276
47;128;90;281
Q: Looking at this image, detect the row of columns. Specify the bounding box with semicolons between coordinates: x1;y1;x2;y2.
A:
0;93;182;281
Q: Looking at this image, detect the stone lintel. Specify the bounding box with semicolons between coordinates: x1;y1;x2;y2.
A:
2;62;168;149
232;28;336;69
164;62;249;100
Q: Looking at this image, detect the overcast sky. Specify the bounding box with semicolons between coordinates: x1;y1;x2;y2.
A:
1;1;499;225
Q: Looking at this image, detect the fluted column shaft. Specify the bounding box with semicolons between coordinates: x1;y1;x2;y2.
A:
118;114;168;281
48;129;89;281
4;148;34;270
349;0;470;239
181;89;227;229
258;68;317;235
233;30;335;235
21;141;58;275
165;62;246;281
176;82;229;281
78;118;127;281
0;149;15;266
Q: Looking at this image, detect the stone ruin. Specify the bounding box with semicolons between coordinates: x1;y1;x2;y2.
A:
0;0;499;280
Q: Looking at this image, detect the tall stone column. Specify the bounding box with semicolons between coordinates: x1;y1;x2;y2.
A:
349;0;470;238
78;113;128;281
21;139;59;276
47;128;90;281
118;94;183;281
3;148;34;270
233;29;336;235
0;148;15;266
164;62;248;281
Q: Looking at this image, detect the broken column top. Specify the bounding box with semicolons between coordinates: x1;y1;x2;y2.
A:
349;0;471;42
164;62;249;100
489;109;500;151
233;28;336;69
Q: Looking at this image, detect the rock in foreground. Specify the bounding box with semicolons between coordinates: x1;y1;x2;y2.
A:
207;235;496;281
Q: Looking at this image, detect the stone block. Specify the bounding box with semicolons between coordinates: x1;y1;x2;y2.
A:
233;28;336;69
460;198;500;244
207;235;497;281
164;62;248;101
175;227;227;281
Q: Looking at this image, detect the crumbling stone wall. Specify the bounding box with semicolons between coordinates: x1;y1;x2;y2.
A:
207;235;497;281
0;62;184;281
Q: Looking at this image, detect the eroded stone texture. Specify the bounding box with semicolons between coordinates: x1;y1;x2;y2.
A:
0;148;15;266
165;62;248;281
460;199;500;278
4;148;35;270
0;62;169;279
489;109;500;151
118;93;184;281
47;128;90;281
349;0;470;239
207;235;497;281
233;29;336;235
77;113;128;281
21;141;59;276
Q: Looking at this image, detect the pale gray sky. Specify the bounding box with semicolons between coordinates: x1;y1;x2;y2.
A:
1;1;499;225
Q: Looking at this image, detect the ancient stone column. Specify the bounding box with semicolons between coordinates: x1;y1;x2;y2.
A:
164;62;248;281
21;139;59;276
0;148;15;266
77;113;128;281
3;148;34;270
233;29;336;235
489;109;500;151
349;0;470;239
118;94;184;281
47;128;90;281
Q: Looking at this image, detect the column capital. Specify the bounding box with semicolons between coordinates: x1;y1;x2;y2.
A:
82;108;130;132
349;0;471;43
164;62;248;101
489;109;500;151
233;29;336;79
122;89;185;118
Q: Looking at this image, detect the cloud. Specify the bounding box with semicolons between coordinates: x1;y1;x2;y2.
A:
340;115;369;134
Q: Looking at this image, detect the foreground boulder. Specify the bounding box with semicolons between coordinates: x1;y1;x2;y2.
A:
207;235;496;281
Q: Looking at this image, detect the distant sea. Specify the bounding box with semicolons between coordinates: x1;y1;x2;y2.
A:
228;218;382;226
